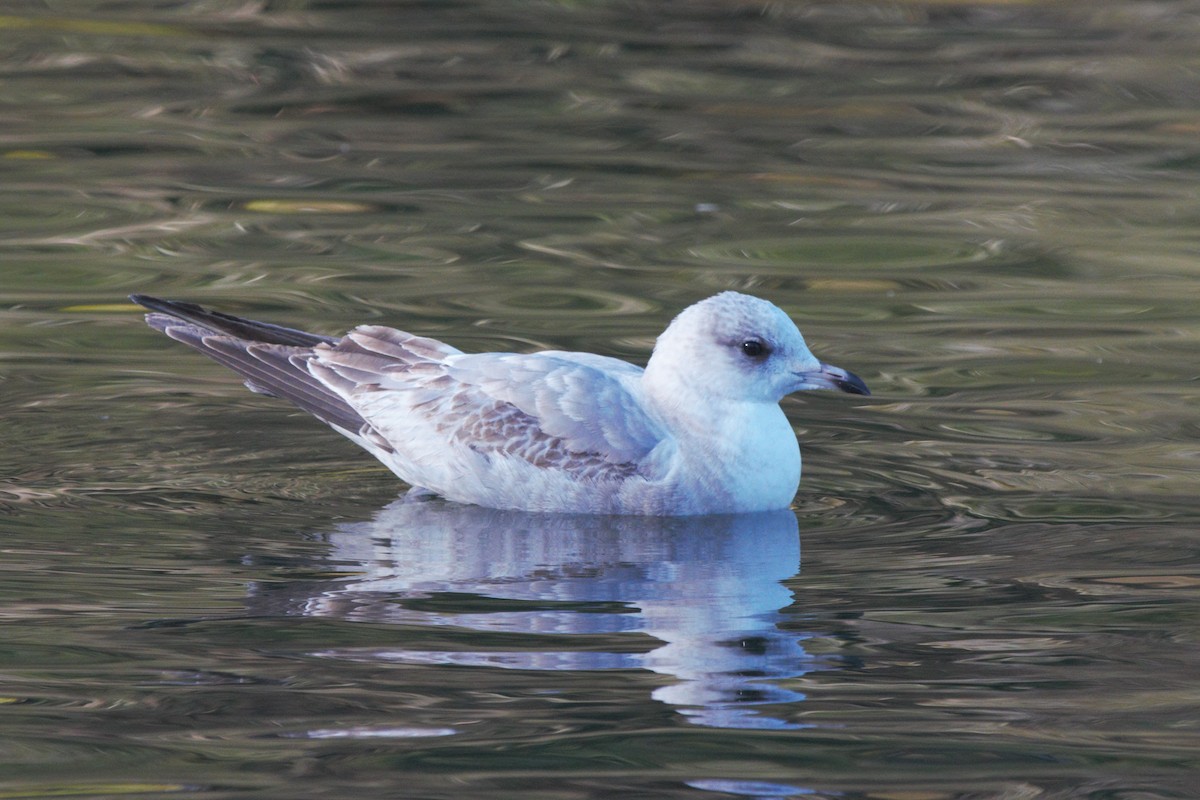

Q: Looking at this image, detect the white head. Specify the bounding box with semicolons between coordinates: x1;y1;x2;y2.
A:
644;292;869;405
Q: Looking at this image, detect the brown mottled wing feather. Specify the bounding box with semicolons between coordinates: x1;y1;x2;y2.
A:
312;326;663;479
135;298;664;483
444;351;660;464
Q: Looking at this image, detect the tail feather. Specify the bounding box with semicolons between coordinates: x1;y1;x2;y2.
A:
132;295;367;435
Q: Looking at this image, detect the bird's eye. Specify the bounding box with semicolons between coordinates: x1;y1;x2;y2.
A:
741;339;768;358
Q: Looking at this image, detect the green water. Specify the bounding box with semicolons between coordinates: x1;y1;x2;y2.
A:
2;2;1198;799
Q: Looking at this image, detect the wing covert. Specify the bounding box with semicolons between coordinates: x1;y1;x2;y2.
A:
443;352;663;466
308;329;664;480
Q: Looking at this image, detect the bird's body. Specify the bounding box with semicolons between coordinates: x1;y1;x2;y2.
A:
132;292;868;515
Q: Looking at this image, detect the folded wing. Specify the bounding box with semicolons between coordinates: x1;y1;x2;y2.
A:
311;326;664;482
134;296;666;496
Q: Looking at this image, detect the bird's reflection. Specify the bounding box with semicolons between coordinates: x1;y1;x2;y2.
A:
255;498;820;730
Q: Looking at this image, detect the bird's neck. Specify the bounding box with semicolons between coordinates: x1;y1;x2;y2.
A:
642;370;802;504
678;410;802;514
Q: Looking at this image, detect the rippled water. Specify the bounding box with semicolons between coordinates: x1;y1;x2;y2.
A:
2;2;1198;799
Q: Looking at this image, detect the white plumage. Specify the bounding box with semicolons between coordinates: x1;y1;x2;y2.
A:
133;291;868;515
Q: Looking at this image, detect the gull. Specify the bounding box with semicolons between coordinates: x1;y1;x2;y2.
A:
131;291;868;515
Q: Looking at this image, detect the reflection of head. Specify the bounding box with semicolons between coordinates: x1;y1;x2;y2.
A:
259;499;817;729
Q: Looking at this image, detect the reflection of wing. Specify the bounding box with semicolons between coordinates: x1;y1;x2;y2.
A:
311;326;666;484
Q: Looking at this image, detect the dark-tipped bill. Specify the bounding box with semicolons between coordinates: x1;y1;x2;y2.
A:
795;363;871;396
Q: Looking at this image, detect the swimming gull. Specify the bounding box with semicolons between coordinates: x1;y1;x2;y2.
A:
131;292;868;515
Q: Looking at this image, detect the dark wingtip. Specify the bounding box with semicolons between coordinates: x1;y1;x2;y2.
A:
127;294;338;347
129;294;204;317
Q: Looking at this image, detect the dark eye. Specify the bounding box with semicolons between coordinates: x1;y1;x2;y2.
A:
741;339;768;358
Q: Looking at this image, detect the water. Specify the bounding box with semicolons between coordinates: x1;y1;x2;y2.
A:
2;1;1198;798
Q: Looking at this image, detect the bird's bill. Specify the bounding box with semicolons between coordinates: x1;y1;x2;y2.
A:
793;362;871;396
